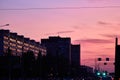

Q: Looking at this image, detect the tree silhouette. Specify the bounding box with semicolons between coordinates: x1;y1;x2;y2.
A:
36;51;43;77
21;50;35;78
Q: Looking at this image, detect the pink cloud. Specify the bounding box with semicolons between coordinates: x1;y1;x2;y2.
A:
57;30;74;34
97;21;111;25
82;50;95;54
72;26;80;29
100;34;120;38
74;38;113;44
45;30;74;35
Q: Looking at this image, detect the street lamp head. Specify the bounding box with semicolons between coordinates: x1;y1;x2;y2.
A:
0;24;9;27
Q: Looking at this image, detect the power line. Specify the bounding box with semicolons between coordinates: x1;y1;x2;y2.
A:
0;6;120;10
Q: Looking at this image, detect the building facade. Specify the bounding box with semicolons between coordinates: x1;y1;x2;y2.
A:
41;36;81;66
0;29;46;56
71;44;80;66
41;36;71;64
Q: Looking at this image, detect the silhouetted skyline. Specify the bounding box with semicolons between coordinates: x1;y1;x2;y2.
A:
0;0;119;73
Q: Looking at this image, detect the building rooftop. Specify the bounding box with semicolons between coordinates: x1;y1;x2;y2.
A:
1;29;39;43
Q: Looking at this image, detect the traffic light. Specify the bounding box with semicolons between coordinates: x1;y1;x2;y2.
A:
95;70;101;76
96;71;107;77
106;58;109;61
104;62;107;65
98;58;102;61
97;72;101;76
102;71;107;77
102;72;106;76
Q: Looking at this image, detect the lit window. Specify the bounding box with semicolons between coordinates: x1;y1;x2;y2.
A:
4;41;8;45
17;45;22;48
4;36;8;40
24;43;29;46
17;40;23;44
10;43;16;47
10;38;16;42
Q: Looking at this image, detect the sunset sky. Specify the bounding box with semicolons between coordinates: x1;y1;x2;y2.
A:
1;0;120;72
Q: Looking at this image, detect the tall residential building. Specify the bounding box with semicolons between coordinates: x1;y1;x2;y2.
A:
115;38;120;80
41;36;81;66
71;44;80;66
0;29;46;56
41;36;71;64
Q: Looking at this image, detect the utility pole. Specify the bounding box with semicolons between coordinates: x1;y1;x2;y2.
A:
114;37;120;80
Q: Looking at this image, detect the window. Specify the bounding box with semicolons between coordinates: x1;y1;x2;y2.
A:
4;41;8;45
17;45;22;49
10;38;16;42
4;36;8;40
10;43;16;47
17;40;23;44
